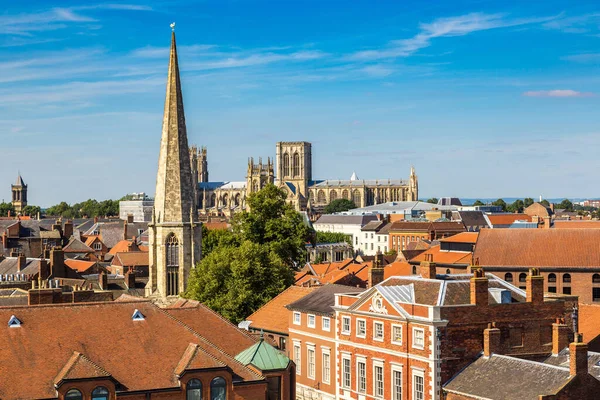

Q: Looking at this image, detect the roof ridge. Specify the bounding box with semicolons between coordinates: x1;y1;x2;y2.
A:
0;299;150;310
246;286;313;320
491;354;570;372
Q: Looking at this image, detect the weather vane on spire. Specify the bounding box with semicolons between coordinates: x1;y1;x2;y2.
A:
170;22;176;32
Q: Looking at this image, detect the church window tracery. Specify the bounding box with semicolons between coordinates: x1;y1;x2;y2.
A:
283;153;290;177
166;234;179;296
317;190;326;204
293;153;300;177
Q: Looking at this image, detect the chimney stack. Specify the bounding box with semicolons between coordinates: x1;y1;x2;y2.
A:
552;319;569;356
17;254;26;272
543;216;551;229
420;254;437;279
470;266;488;306
483;323;501;357
1;232;7;249
98;270;108;291
123;219;128;241
526;268;544;304
124;269;136;289
63;220;73;240
570;334;588;377
49;247;66;278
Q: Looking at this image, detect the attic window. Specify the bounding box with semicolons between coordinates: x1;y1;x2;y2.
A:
8;315;21;328
132;309;145;321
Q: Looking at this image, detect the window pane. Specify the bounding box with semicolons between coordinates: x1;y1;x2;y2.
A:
322;353;330;383
374;365;384;398
393;370;402;400
343;358;351;388
414;374;424;400
358;361;366;393
210;377;227;400
187;378;203;400
66;390;83;400
91;387;109;400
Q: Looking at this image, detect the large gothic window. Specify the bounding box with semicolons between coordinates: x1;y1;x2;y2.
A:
330;190;337;201
166;234;179;296
352;190;361;206
317;190;326;204
222;194;229;208
342;190;349;200
292;153;300;177
283;153;290;177
210;194;216;207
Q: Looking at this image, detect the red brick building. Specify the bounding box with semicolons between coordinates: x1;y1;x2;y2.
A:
286;263;576;400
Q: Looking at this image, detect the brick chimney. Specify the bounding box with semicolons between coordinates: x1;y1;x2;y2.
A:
420;253;437;279
17;255;26;272
1;232;7;249
470;266;488;306
369;251;385;287
39;259;49;280
123;219;128;240
63;220;73;240
526;268;544;304
543;216;551;229
483;323;501;357
124;269;136;289
129;236;140;252
98;270;108;291
49;247;66;278
552;319;570;356
570;334;588;377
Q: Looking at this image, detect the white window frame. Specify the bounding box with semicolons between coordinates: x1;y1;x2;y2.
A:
342;316;351;335
392;324;403;345
322;316;330;332
356;318;367;338
391;365;403;400
307;314;316;328
373;321;384;342
293;312;301;325
293;342;301;375
93;242;102;251
373;361;384;399
307;345;316;379
322;348;331;384
356;357;367;394
413;369;425;400
412;327;425;350
342;354;352;389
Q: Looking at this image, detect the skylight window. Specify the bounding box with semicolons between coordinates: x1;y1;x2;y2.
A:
8;315;21;328
132;309;145;321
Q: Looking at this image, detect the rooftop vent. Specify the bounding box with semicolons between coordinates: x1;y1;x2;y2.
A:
132;309;145;321
8;315;21;328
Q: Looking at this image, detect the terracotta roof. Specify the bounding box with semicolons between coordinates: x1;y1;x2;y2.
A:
174;343;226;376
580;304;600;349
112;251;149;267
383;261;413;279
164;299;257;357
389;221;431;232
108;239;134;255
474;229;600;268
553;220;600;229
54;351;112;385
410;245;472;265
0;300;262;398
84;236;101;248
487;213;532;226
246;286;315;334
64;259;97;273
438;232;478;244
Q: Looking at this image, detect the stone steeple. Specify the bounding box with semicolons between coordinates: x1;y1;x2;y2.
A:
147;30;202;300
11;172;27;213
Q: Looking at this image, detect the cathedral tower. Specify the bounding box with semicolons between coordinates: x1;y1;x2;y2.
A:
147;30;202;299
11;173;27;214
409;166;418;201
198;146;208;183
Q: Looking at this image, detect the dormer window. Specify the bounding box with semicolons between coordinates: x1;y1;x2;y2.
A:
8;315;21;328
132;309;145;321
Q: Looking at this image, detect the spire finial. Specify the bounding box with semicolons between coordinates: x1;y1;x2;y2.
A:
170;22;176;32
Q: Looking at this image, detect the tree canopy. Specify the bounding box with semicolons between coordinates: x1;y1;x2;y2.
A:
314;231;352;245
492;198;507;212
0;202;14;217
426;198;438;204
324;198;357;214
473;200;485;206
185;184;311;323
557;199;574;211
45;199;120;218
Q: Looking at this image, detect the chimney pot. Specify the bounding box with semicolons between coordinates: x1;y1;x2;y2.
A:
552;320;569;356
420;260;436;279
470;266;489;306
484;323;501;357
569;335;588;376
526;268;544;304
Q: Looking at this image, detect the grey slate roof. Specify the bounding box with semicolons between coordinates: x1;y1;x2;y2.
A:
452;211;491;229
63;237;94;254
309;179;408;187
543;348;600;380
314;215;378;226
0;257;43;276
82;221;148;249
444;354;572;400
286;284;364;315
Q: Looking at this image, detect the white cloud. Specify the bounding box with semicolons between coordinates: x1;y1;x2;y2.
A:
522;90;593;97
348;12;557;61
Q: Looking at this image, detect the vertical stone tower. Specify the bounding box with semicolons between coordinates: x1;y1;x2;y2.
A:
246;157;275;198
147;30;202;300
11;173;27;213
275;142;312;209
198;146;208;183
409;166;418;201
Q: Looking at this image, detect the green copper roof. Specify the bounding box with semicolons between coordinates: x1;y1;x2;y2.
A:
235;336;290;371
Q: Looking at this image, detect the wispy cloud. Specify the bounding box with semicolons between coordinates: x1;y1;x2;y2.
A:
562;53;600;63
522;89;593;98
543;13;600;34
348;12;557;61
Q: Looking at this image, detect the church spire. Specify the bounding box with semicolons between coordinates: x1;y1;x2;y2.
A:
153;30;195;224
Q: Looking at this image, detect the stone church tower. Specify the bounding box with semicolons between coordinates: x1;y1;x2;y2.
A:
11;173;27;213
409;166;418;201
146;30;202;300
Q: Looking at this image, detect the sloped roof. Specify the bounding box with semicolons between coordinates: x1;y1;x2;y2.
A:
64;259;97;273
487;213;532;226
553;220;600;229
287;284;364;315
410;245;472;265
174;343;226;376
54;351;112;385
246;286;315;334
0;300;263;398
438;232;478;244
235;337;290;371
444;354;571;400
14;174;25;186
112;252;149;267
452;211;490;228
474;229;600;268
314;215;378;226
542;347;600;380
63;236;94;253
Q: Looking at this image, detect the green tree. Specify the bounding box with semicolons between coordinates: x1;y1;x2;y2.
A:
507;199;525;213
426;198;439;204
185;241;294;323
21;205;41;217
492;198;507;212
384;249;397;257
540;199;550;207
324;198;357;214
314;231;352;245
473;200;485;206
558;199;574;212
0;202;14;217
232;184;311;267
201;224;239;259
523;198;534;208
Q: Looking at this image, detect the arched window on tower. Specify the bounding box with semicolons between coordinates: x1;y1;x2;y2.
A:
166;234;179;296
210;193;216;207
352;189;361;206
283;153;290;177
293;153;300;177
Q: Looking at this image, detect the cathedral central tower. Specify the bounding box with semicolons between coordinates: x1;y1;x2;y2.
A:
147;30;202;299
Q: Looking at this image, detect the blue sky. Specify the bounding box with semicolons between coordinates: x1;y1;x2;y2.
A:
1;0;599;206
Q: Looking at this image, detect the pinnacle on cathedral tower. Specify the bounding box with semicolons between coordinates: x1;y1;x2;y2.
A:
147;28;202;300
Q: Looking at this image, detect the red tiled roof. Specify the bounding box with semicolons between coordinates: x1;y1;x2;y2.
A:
0;300;262;398
246;286;316;334
474;228;600;268
487;213;532;226
553;220;600;229
108;239;133;255
438;232;479;244
580;304;600;348
411;245;472;265
54;351;112;384
112;251;149;267
383;261;413;279
64;259;97;273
